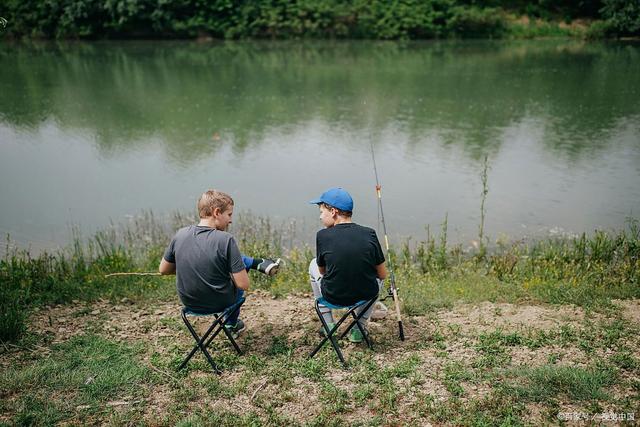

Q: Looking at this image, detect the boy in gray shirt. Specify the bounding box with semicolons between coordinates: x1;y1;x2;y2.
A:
160;189;280;336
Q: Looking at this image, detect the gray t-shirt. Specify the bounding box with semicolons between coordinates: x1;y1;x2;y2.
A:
163;225;245;313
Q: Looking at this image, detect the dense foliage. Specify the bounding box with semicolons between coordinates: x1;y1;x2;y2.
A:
600;0;640;35
0;0;638;39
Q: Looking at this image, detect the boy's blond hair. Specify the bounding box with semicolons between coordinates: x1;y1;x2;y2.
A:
198;190;234;218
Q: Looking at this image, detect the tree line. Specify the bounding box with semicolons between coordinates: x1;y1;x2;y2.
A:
0;0;638;39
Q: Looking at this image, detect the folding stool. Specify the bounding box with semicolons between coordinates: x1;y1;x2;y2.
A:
178;296;245;374
309;296;377;367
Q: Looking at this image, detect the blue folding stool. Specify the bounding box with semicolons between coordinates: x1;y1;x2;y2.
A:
179;296;245;374
309;296;377;367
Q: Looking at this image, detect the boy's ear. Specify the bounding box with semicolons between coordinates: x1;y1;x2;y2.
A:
213;207;222;217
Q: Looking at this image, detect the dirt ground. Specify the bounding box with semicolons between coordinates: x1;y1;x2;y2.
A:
4;293;639;425
22;291;638;353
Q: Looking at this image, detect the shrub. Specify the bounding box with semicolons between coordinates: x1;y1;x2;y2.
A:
586;20;615;38
0;290;26;342
448;6;507;38
601;0;640;36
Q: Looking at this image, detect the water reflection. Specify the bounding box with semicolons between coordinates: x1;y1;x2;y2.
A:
0;40;639;251
1;40;638;162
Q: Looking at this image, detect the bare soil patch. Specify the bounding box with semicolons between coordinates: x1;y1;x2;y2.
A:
613;299;640;325
435;301;595;334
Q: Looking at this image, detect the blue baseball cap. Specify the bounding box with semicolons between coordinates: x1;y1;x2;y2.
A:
309;187;354;212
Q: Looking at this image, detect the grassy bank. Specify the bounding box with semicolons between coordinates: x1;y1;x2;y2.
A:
2;212;638;343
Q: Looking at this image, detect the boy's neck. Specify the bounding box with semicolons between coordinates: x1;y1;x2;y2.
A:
198;218;218;229
334;217;352;225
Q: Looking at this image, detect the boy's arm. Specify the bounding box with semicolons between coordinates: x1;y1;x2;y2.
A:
316;231;326;275
370;229;387;279
159;258;176;275
231;269;250;291
375;262;388;280
227;235;249;290
160;235;177;275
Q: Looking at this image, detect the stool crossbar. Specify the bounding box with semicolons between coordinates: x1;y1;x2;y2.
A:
309;296;377;367
179;296;245;374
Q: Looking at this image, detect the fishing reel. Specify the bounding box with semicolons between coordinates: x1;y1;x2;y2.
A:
379;285;399;301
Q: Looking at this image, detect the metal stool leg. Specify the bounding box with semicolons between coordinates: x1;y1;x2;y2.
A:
339;298;376;350
310;298;377;367
179;311;222;373
310;301;347;366
179;298;245;373
218;308;243;355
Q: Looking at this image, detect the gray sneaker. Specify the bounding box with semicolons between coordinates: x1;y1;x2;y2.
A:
224;319;245;338
257;258;281;276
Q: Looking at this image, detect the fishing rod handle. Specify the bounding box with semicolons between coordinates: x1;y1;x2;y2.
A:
390;285;405;341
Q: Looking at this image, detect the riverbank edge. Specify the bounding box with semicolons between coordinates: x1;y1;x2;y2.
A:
2;213;638;344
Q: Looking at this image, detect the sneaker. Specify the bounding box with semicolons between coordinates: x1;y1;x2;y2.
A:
349;326;367;343
257;258;281;276
224;319;245;338
318;322;336;337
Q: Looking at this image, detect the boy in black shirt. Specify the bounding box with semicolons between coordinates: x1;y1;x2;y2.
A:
309;187;387;342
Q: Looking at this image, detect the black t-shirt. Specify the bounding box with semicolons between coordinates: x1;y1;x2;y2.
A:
316;223;385;306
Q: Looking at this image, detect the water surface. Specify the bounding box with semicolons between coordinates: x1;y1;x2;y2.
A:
1;40;639;252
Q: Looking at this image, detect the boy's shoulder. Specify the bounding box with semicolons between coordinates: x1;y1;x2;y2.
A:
214;229;236;243
174;226;235;242
358;224;376;234
176;224;193;233
317;223;376;237
173;225;192;238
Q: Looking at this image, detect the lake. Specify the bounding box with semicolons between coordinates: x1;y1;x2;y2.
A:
1;40;639;253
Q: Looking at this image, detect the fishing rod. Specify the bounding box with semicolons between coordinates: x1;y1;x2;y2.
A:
104;272;161;278
369;140;405;341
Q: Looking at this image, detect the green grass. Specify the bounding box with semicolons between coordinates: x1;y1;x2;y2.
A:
1;334;153;425
443;361;474;397
610;351;639;371
503;365;618;403
473;336;514;368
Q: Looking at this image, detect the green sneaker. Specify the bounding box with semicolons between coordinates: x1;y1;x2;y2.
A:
319;322;336;337
349;327;366;343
